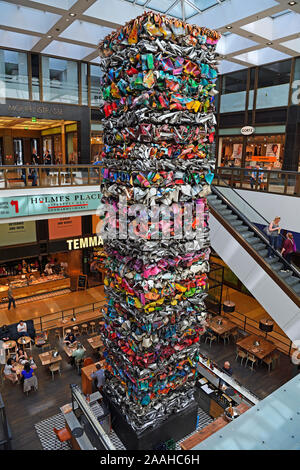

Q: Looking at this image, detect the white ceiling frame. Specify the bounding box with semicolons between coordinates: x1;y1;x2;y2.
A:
0;0;298;71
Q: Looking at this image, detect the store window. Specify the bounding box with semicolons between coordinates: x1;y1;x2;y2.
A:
66;129;78;164
218;136;244;167
42;57;79;104
245;134;285;170
256;59;291;109
220;70;248;113
90;64;102;107
0;49;29;99
81;62;88;106
91;124;103;162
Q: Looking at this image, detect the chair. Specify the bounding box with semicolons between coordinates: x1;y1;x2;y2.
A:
53;427;72;449
205;333;217;348
231;329;239;343
272;351;280;368
72;326;79;336
221;332;231;345
81;324;88;335
23;375;38;395
89;322;96;334
263;355;273;373
235;348;247;365
49;362;61;380
54;330;61;341
83;357;94;367
41;343;51;353
245;353;257;371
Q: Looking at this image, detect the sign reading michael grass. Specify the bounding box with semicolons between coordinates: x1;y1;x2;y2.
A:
0;192;101;219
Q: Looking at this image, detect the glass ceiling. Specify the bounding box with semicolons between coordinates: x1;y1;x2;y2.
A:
122;0;226;20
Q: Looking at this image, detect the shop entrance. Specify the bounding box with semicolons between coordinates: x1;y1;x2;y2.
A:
0;116;77;166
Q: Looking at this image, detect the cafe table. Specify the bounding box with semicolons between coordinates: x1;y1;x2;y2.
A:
81;360;106;395
17;336;32;351
39;350;62;366
236;334;276;361
3;340;16;354
208;316;237;336
87;336;103;351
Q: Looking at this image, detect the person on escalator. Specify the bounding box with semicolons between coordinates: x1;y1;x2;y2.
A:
281;233;296;271
266;216;281;258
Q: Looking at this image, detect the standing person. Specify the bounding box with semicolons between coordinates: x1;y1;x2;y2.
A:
219;361;233;389
281;233;296;270
44;149;52;176
266;216;281;258
31;148;38;165
250;165;264;189
7;284;16;310
91;363;105;392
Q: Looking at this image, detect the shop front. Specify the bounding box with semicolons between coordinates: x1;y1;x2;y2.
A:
217;125;286;170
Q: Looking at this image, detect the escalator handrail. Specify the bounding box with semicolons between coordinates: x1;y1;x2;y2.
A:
210;186;300;281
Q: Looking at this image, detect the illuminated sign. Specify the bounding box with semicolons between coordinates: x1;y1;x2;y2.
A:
66;236;103;250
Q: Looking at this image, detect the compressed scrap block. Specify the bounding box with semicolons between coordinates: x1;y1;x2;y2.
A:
98;11;220;434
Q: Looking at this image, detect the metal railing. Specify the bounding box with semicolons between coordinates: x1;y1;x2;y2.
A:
0;164;102;189
214;167;300;197
33;298;106;333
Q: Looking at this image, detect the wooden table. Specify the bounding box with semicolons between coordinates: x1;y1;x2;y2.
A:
208;316;237;336
57;310;103;336
3;340;16;352
87;336;103;351
180;403;249;450
236;334;276;360
17;336;32;350
39;350;62;366
81;360;106;395
63;343;86;358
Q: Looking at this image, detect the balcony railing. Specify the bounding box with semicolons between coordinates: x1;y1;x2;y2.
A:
1;164;299;196
0;164;102;189
214;167;300;196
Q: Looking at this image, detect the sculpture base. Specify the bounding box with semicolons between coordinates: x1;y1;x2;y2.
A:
102;390;198;450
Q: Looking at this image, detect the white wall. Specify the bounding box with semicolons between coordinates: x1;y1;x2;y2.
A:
218;188;300;233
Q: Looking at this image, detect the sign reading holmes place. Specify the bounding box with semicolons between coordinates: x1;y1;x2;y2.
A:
0;192;101;219
67;236;103;250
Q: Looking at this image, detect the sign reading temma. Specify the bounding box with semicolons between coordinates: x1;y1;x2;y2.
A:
67;236;103;250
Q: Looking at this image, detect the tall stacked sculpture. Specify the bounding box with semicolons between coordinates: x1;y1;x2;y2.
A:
98;12;220;443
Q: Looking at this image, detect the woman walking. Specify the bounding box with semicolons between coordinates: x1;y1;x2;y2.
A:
266;216;281;258
281;233;296;270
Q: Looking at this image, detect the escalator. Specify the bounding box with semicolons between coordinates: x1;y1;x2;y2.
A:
207;184;300;342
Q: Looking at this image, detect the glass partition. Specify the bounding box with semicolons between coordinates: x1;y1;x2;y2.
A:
90;64;102;107
220;69;248;113
0;50;29;99
42;56;79;104
256;59;291;109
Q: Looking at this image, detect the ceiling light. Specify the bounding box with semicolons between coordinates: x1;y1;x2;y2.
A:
47;35;52;38
69;13;76;17
226;26;232;29
288;1;297;5
267;42;273;45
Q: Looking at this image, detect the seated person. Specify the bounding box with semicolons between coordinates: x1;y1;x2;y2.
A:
70;343;85;366
17;320;27;337
64;332;77;346
0;324;10;341
4;358;18;384
16;346;28;364
44;264;53;275
91;363;105;392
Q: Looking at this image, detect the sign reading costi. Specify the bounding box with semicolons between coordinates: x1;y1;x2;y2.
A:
66;236;104;250
241;126;255;135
